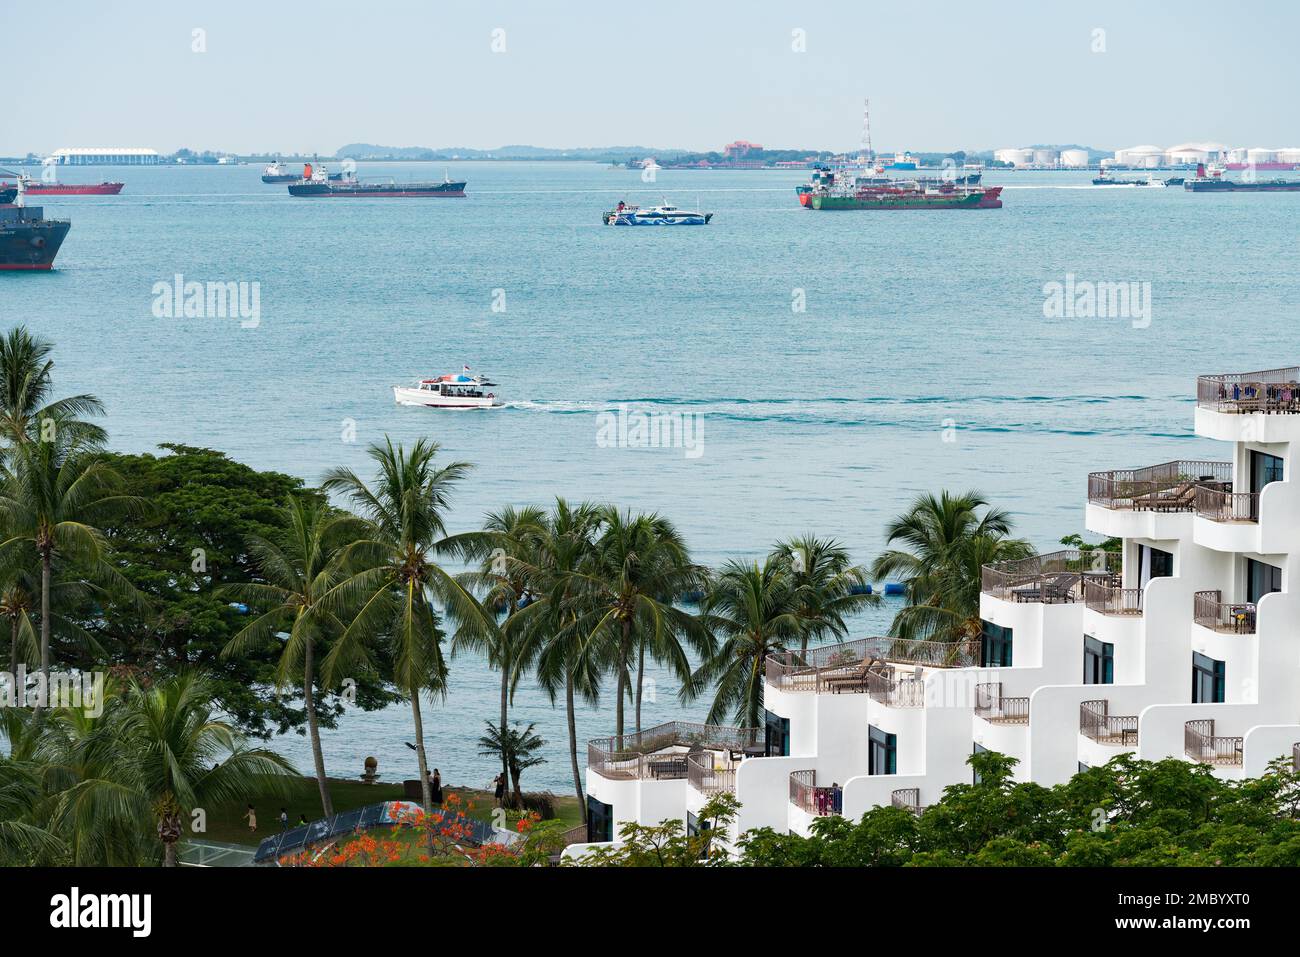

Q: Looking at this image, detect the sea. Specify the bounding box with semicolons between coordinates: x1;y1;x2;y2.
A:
5;161;1297;791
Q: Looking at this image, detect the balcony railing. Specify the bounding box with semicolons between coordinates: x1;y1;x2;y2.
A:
1198;367;1300;414
974;682;1029;724
789;770;842;816
765;635;981;693
1079;699;1139;746
1082;581;1143;616
1193;590;1257;634
687;750;738;794
1194;485;1259;523
1088;460;1232;511
865;667;926;708
891;788;927;816
1184;719;1243;766
981;549;1121;604
588;721;761;780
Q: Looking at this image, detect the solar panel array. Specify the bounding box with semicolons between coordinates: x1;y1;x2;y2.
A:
253;801;498;864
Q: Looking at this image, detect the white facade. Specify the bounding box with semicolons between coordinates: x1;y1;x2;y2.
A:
50;148;160;165
569;366;1300;858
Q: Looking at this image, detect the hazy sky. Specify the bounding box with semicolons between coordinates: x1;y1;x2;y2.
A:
8;0;1296;155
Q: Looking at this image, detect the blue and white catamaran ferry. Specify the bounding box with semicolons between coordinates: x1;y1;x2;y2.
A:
603;200;713;226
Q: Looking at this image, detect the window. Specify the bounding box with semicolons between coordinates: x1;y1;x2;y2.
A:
972;743;989;784
764;710;790;757
585;796;613;844
1247;558;1282;605
1137;544;1173;586
1084;636;1114;685
868;725;896;775
1192;652;1225;704
981;620;1013;667
1250;450;1283;494
686;811;709;838
1078;761;1091;773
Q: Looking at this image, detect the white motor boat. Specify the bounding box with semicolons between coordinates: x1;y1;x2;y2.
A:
393;371;502;409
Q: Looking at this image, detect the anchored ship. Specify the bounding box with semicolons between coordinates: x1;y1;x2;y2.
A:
261;160;299;184
0;173;71;270
1185;163;1300;192
797;167;1002;210
10;178;124;196
289;164;465;197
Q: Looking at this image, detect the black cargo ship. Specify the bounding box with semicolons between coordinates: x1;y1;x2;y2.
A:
1184;163;1300;192
288;176;466;198
0;176;71;271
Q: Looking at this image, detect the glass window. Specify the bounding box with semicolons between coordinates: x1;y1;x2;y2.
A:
1247;558;1282;605
980;620;1013;667
1250;450;1284;494
764;710;790;757
972;743;989;784
1192;652;1225;704
1084;635;1114;685
585;796;613;844
1138;544;1173;586
868;725;896;775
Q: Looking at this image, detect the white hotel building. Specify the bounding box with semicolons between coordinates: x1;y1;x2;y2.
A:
568;365;1300;856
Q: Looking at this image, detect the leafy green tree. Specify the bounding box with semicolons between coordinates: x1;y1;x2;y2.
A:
772;534;878;653
477;720;546;809
870;490;1033;641
573;792;738;867
0;325;105;454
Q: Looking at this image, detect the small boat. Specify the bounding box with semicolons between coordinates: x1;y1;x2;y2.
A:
1092;173;1167;187
393;371;502;409
603;201;712;225
261;160;299;184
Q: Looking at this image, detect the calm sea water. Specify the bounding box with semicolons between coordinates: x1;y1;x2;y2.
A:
5;161;1296;789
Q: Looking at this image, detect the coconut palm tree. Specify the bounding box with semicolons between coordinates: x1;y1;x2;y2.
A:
506;498;604;817
690;557;803;728
576;508;711;737
0;431;147;706
319;438;492;816
772;534;878;653
0;325;106;455
453;504;546;789
220;494;366;817
870;490;1034;642
477;720;546;810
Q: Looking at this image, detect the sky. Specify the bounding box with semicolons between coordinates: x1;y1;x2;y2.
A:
7;0;1297;156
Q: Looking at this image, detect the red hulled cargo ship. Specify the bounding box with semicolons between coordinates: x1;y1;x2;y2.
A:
24;181;124;195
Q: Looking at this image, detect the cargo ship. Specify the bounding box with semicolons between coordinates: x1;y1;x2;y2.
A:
1184;163;1300;192
796;167;1002;210
12;179;124;196
261;160;299;184
288;165;465;197
0;174;71;270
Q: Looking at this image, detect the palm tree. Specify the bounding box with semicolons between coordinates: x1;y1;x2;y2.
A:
690;556;803;728
577;508;711;737
220;494;365;817
0;431;147;704
0;325;106;454
870;490;1034;642
772;534;878;653
453;505;545;789
506;499;603;817
319;438;492;816
113;672;296;866
477;720;546;810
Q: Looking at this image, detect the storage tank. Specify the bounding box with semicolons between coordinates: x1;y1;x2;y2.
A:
1059;149;1089;168
1247;147;1278;165
1032;148;1059;167
993;148;1033;167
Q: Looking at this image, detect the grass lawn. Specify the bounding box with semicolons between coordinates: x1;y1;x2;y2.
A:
197;776;582;848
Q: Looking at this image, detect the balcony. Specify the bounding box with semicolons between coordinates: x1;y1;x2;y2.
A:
765;635;981;694
1184;719;1243;766
1194;485;1258;523
1192;590;1256;634
981;549;1121;604
1198;367;1300;414
1088;460;1232;511
1083;581;1143;616
865;666;926;708
974;682;1029;725
789;770;842;816
587;721;761;781
1079;699;1138;746
891;787;927;816
687;750;739;794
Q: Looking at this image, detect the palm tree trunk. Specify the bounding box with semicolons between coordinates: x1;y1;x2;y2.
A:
409;686;434;852
615;618;631;738
499;651;510;787
566;666;586;823
36;551;50;715
8;616;17;682
635;639;645;733
163;841;177;867
303;637;333;817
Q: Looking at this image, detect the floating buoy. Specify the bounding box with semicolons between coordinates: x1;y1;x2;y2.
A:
849;583;873;595
883;582;906;596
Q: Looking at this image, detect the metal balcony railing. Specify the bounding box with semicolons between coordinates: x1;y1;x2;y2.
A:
789;770;842;816
981;549;1121;604
1193;590;1257;634
1083;581;1144;616
974;682;1029;724
865;667;926;708
764;636;981;693
1194;485;1259;523
1184;719;1243;766
1079;699;1139;746
1088;460;1232;511
587;721;761;780
687;750;738;794
890;787;926;816
1198;367;1300;414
